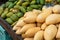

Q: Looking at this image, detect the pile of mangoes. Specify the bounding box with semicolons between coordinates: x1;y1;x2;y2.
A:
0;0;59;26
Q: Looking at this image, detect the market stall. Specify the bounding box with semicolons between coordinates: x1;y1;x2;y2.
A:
0;0;60;40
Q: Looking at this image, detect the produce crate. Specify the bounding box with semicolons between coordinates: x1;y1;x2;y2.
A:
0;17;23;40
0;0;23;40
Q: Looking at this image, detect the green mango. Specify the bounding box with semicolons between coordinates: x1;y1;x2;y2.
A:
16;0;23;5
0;7;3;16
22;2;29;6
8;0;16;2
14;1;18;4
6;12;13;17
1;8;9;18
30;5;40;9
40;0;45;5
38;5;42;10
5;18;14;24
5;2;12;7
14;5;20;9
30;0;36;5
10;8;19;13
24;0;29;2
27;7;33;11
19;6;26;13
14;5;26;12
36;0;40;4
10;14;19;22
8;3;15;9
16;12;24;18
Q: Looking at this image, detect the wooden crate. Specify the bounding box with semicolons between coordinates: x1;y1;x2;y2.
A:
0;17;23;40
0;0;23;40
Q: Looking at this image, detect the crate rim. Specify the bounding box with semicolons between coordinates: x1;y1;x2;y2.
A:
0;17;23;40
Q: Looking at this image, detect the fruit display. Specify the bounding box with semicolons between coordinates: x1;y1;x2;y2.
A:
0;0;60;40
13;6;60;40
0;0;46;25
0;0;59;25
